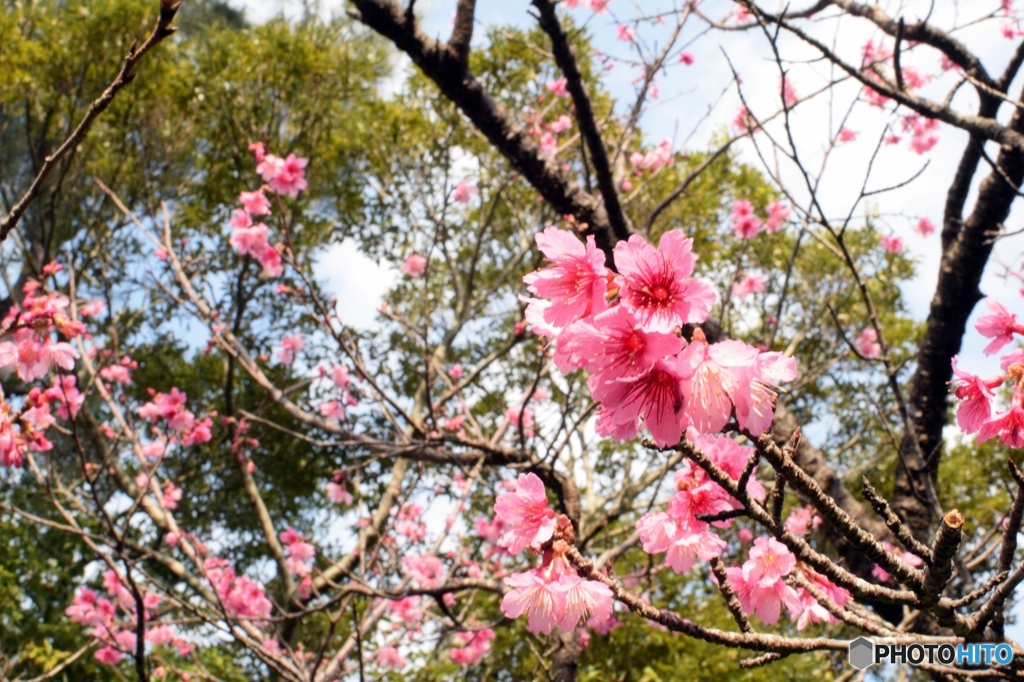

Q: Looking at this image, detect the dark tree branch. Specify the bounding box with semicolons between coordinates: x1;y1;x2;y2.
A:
449;0;476;65
349;0;623;262
861;478;932;563
531;0;633;244
919;510;963;608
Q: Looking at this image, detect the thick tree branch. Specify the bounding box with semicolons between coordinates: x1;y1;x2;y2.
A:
349;0;622;262
531;0;633;244
449;0;476;65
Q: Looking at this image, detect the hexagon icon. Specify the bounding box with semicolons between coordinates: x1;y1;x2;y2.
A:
848;637;875;670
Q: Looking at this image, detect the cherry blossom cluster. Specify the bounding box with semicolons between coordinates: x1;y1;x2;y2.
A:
135;387;213;449
729;199;789;239
859;41;942;154
204;557;274;621
0;268;95;467
66;570;190;666
724;540;851;629
522;227;796;448
494;473;614;635
951;298;1024;447
280;527;316;597
227;143;309;278
530;86;576;158
636;433;761;575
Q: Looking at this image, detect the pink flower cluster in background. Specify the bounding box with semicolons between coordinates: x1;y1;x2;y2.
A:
227;143;308;277
66;571;191;666
0;272;90;467
135;387;213;448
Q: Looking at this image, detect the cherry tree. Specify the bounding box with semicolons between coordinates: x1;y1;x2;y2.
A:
6;0;1024;680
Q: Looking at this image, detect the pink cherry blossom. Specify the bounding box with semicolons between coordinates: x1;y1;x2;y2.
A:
523;226;609;329
732;106;758;133
229;222;269;257
449;628;494;665
764;202;790;233
239;190;271;216
256;152;308;197
871;542;925;582
616;25;636;42
615;230;716;333
666;526;728;573
448;363;464;379
504;405;535;438
591;357;688;447
204;558;273;620
951;356;999;434
546;77;570;98
731;273;766;300
629;138;674;172
855;327;881;359
162;482;182;510
730;199;762;239
453;178;478;204
726;565;801;625
326;481;353;504
387;596;423;623
319;400;345;422
276;335;304;364
549;115;573;133
136;387;188;422
837;128;858;143
0;330;79;382
679;51;695;65
915;217;936;236
493;472;557;554
538;132;557;157
500;569;569;635
100;364;132;384
781;75;798;105
258;244;283;277
903;114;940;154
726;537;800;624
403;554;445;588
558;576;614;630
248;141;265;163
558;305;683;384
792;567;850;629
979;397;1024;448
976;297;1023;355
401;253;427;278
785;506;821;537
880;235;903;253
677;336;761;434
376;645;408;669
95;647;125;666
80;299;106;317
